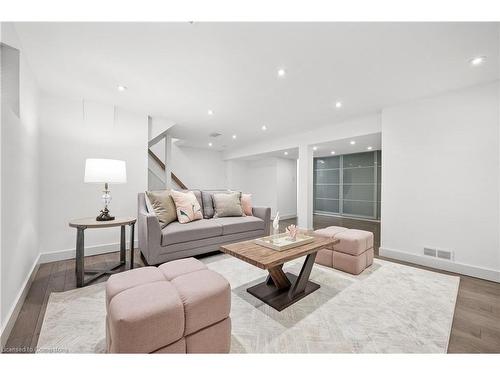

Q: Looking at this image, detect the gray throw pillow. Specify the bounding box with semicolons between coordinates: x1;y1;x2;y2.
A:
145;190;178;227
201;190;227;219
201;191;216;219
213;192;244;218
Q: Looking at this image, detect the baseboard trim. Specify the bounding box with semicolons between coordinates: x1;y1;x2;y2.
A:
1;240;140;349
0;254;40;351
379;247;500;283
39;240;139;264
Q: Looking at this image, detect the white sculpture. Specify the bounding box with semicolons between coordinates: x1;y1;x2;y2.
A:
273;211;280;235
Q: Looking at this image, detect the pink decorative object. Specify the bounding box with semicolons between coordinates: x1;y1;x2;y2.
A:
241;193;253;216
286;224;298;241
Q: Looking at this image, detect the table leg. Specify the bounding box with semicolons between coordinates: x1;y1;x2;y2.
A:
267;265;291;289
246;251;320;311
129;223;135;269
75;228;85;288
288;252;317;298
120;225;126;264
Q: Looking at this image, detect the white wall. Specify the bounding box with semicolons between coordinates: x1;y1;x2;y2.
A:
38;93;148;258
227;157;297;218
170;143;227;190
380;82;500;281
1;23;40;342
277;158;297;218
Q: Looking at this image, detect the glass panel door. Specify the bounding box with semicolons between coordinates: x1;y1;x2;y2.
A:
313;150;381;220
313;157;340;214
342;151;376;219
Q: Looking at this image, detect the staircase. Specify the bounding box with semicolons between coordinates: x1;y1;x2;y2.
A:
148;149;187;189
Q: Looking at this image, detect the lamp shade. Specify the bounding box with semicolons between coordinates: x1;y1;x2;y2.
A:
84;158;127;184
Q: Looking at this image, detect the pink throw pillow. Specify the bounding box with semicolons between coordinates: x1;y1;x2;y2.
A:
170;190;203;223
241;193;253;216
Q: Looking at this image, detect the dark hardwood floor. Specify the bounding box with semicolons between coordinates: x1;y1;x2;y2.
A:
4;215;499;353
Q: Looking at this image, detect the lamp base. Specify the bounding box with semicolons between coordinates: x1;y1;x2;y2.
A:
96;207;115;221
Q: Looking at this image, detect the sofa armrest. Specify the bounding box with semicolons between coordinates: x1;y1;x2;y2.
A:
252;206;271;235
137;193;162;264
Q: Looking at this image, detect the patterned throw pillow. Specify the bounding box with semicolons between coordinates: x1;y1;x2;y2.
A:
241;193;253;216
170;190;203;224
213;192;244;218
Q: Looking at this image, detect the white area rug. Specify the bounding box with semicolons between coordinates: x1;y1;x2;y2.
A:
37;254;459;353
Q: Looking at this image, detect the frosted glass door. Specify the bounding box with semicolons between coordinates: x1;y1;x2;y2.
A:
313;157;340;214
342;152;376;219
313;151;381;219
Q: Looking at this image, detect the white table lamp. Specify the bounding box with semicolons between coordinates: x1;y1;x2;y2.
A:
84;158;127;221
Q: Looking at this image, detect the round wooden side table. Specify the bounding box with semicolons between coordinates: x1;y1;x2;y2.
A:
69;217;136;287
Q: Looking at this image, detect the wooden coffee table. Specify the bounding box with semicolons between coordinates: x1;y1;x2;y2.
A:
220;235;337;311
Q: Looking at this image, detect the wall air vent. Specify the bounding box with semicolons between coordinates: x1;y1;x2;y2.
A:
209;132;222;138
437;249;453;261
423;247;436;257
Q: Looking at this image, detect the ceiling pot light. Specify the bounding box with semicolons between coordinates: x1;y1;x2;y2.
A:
313;146;318;151
261;125;267;131
277;68;286;77
207;109;214;115
208;142;213;147
117;85;127;92
367;146;373;150
469;56;486;66
232;134;237;139
350;140;356;145
284;151;288;155
335;101;342;108
331;151;336;155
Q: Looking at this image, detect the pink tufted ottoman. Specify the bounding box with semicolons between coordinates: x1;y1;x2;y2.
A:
105;258;231;353
314;226;374;275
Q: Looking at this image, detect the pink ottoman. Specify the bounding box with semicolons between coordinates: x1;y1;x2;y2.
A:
106;258;231;353
314;226;374;275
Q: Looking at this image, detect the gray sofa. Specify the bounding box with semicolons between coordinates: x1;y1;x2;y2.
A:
138;191;271;265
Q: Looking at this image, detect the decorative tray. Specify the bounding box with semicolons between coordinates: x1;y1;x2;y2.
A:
254;233;315;251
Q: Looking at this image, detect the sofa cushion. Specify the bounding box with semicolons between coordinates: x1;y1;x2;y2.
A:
241;193;253;216
145;190;177;227
159;257;208;280
181;189;203;210
213;192;244;218
201;190;227;219
170;190;203;224
213;216;265;235
161;219;223;246
171;269;231;335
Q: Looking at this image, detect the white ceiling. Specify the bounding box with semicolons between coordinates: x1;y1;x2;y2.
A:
235;132;381;161
13;22;499;151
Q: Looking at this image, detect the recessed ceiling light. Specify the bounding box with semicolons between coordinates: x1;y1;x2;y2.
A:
331;151;336;155
208;142;213;147
367;146;373;150
261;125;267;131
277;68;286;77
470;56;486;66
284;151;288;156
207;109;214;116
335;101;342;109
350;140;356;145
232;134;237;139
117;85;127;92
313;146;318;151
